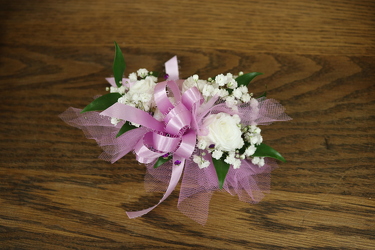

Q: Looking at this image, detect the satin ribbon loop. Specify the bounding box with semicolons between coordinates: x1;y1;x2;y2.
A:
182;86;204;111
174;129;197;159
152;132;180;153
164;102;191;135
100;103;164;132
153;81;174;115
134;135;164;164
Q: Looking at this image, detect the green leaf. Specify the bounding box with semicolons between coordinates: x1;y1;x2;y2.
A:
150;71;159;77
81;93;122;113
253;143;286;162
212;157;230;189
116;121;137;138
154;155;172;169
235;72;263;87
113;41;126;88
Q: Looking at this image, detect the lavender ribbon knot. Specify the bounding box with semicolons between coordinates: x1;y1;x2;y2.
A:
100;58;205;218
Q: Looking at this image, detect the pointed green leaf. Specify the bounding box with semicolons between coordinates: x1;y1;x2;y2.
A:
150;71;159;77
116;121;137;138
81;93;121;113
212;157;230;189
235;72;263;87
154;155;172;169
253;143;286;162
113;41;126;88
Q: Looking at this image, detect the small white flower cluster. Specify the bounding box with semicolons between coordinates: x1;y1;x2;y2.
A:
243;125;265;167
181;73;253;111
107;68;157;126
193;154;210;169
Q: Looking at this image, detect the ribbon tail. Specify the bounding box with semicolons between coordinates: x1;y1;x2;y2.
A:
165;56;179;80
126;157;185;219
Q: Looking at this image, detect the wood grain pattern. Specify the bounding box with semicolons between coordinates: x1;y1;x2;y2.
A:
1;0;374;249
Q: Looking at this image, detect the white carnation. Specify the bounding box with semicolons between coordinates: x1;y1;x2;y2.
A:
128;78;156;97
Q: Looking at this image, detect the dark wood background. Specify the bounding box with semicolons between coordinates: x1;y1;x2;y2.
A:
1;0;374;249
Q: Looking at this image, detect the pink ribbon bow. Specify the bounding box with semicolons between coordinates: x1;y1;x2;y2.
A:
100;57;206;218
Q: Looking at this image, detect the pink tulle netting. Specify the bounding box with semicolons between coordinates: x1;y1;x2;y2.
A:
59;97;291;225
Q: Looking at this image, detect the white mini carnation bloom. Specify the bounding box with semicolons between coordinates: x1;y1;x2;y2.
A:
239;85;248;93
137;68;148;78
252;157;265;167
224;152;236;165
131;122;140;127
225;96;238;109
215;74;227;86
226;79;238;89
233;88;243;99
146;75;157;82
258;157;265;167
110;117;120;126
255;127;261;134
193;155;201;164
200;160;210;169
202;84;214;97
182;76;197;92
232;158;242;169
118;85;126;94
197;139;208;150
244;145;257;156
219;89;229;98
129;72;137;82
193;155;210;169
251;157;260;165
250;135;260;145
212;150;223;160
241;93;251;103
110;86;118;93
211;88;221;97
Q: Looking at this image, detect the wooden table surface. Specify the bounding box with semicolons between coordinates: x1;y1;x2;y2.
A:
1;0;374;249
